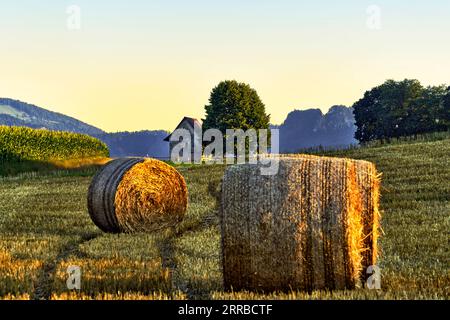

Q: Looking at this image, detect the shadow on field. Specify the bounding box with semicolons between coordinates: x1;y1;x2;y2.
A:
33;232;99;300
156;229;223;300
0;159;105;177
152;179;224;300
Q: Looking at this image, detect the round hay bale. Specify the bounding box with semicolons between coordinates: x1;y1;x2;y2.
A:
274;154;381;277
220;155;380;292
88;158;188;233
353;159;381;280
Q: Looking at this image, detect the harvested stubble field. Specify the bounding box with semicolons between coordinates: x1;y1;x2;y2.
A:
0;136;449;300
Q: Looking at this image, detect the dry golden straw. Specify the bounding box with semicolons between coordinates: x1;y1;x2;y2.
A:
88;158;188;233
220;155;380;292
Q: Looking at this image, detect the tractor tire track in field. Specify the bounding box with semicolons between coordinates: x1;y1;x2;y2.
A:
156;230;179;298
157;208;220;300
173;181;221;300
32;232;99;300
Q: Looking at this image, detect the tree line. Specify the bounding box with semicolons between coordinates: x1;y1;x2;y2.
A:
353;79;450;143
202;79;450;146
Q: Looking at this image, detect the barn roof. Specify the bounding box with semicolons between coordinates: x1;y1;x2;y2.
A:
164;117;202;141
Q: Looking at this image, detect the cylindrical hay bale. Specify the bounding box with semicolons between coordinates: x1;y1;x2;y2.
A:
277;154;382;275
353;160;381;279
221;155;380;292
88;158;188;233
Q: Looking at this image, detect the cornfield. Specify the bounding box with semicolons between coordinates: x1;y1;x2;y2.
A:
0;126;109;162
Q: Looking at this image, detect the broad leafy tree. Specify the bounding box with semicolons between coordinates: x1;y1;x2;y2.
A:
441;86;450;130
353;79;449;142
203;80;270;133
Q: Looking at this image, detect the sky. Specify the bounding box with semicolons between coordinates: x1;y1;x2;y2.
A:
0;0;449;132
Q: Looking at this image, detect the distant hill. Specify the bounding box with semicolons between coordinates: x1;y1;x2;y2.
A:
0;98;105;135
94;131;169;158
274;105;358;152
0;98;358;157
0;98;170;158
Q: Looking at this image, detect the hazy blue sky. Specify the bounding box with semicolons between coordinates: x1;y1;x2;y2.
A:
1;1;449;131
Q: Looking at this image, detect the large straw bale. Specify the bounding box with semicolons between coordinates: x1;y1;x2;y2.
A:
88;158;188;233
221;155;380;291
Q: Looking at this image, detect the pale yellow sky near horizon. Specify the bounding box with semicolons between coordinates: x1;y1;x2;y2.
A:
1;1;449;132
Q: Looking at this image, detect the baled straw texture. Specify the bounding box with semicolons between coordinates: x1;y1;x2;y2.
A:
221;155;380;292
353;159;381;279
88;158;187;233
114;158;188;233
274;154;382;276
88;158;144;233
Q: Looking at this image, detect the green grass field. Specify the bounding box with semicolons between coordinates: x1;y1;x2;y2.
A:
0;136;449;300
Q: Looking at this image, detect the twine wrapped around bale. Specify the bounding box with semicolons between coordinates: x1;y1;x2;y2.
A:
220;155;380;292
88;158;188;233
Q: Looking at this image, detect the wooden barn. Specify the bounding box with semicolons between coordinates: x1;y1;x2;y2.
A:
164;117;202;161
